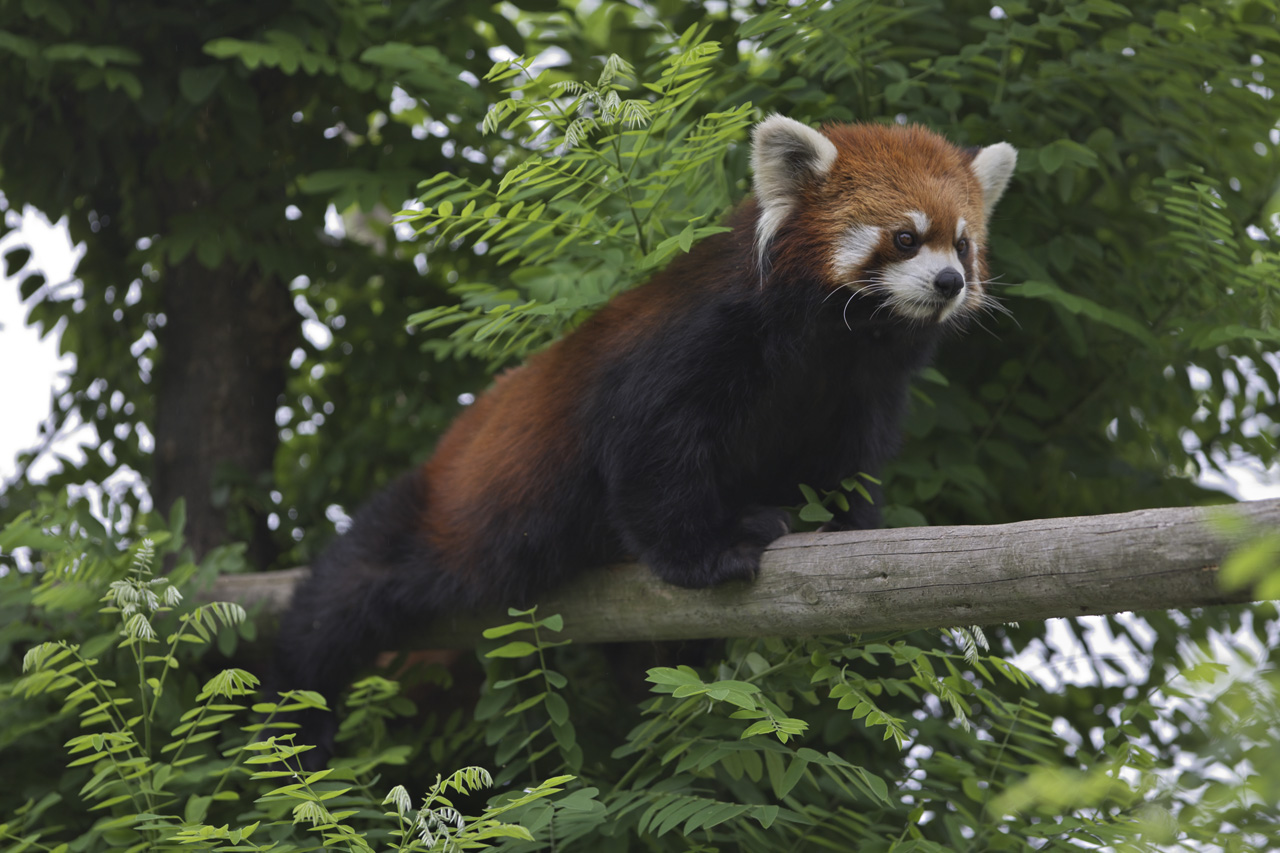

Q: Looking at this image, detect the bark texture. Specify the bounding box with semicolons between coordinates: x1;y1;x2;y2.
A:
207;499;1278;646
153;261;296;567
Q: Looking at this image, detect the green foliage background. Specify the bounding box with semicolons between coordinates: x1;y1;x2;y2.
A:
2;0;1280;850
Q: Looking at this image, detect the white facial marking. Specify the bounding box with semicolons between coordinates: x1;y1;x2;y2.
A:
907;210;930;235
831;224;881;280
880;245;968;322
956;217;967;240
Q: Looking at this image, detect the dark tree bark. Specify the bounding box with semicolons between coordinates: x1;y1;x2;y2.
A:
153;260;297;567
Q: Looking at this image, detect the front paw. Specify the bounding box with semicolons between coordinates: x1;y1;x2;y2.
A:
645;508;786;589
817;502;880;533
649;542;765;589
737;506;791;545
708;542;766;586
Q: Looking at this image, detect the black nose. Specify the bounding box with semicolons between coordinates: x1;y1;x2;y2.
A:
933;269;964;300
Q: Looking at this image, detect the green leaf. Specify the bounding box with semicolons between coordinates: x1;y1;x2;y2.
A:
1219;534;1280;592
775;756;807;799
545;691;570;726
482;621;538;639
741;721;777;738
1010;280;1157;346
647;666;703;687
178;66;225;104
44;43;141;67
184;794;211;824
486;641;539;659
0;30;39;60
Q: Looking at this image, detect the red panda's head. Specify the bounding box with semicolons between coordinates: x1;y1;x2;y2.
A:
751;115;1017;326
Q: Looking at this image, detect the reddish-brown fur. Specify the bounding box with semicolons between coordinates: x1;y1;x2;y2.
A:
419;359;582;565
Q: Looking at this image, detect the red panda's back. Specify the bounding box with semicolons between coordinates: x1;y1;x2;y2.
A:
417;347;585;572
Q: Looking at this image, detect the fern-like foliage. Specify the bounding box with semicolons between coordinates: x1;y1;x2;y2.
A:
1154;169;1280;349
378;766;572;853
738;0;922;89
17;539;253;841
401;24;754;363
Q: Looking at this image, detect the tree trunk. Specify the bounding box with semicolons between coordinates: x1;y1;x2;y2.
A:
153;261;295;567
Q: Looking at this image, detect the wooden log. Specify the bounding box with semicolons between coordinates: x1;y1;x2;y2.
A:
206;499;1278;647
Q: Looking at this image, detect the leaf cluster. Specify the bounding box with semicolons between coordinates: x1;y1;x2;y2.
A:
402;26;753;363
2;493;1280;850
0;494;553;852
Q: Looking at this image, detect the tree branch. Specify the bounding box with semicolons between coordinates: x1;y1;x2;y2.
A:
206;499;1278;647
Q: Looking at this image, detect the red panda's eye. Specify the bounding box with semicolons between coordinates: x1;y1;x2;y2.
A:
895;231;917;250
956;238;970;256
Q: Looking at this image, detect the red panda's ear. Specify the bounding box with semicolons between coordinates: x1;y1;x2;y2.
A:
751;115;837;257
970;142;1018;218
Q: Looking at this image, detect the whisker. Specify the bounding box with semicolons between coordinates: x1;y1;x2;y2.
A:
842;279;884;327
824;279;880;305
835;277;890;328
976;293;1019;326
822;288;846;305
841;291;857;329
975;293;1012;316
965;312;1000;339
976;275;1014;288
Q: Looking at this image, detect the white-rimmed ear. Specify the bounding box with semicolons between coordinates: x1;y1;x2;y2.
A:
751;115;837;258
970;142;1017;217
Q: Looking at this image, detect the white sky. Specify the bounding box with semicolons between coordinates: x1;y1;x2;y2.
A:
0;206;87;485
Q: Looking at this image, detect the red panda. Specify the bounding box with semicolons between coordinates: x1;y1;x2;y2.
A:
272;115;1017;763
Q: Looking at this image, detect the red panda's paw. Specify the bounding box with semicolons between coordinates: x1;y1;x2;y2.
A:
736;506;792;545
816;501;881;533
648;547;759;589
647;542;763;589
693;508;789;586
645;508;788;589
704;543;766;586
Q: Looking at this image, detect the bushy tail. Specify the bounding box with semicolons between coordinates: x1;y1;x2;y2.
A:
265;470;451;768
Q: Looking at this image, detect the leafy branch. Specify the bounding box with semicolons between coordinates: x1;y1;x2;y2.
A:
399;25;752;362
